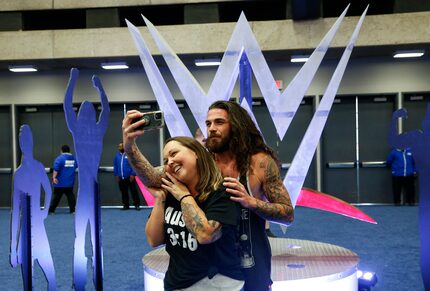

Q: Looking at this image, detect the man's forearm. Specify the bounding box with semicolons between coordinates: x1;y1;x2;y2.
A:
254;199;294;226
126;142;163;187
257;155;294;225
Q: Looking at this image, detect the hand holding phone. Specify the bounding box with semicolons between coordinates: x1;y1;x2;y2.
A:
132;111;164;131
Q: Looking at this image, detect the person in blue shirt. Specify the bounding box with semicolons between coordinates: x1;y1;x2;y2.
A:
386;147;417;205
49;144;78;214
114;142;141;210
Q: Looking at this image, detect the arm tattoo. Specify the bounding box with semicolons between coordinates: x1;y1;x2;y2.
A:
208;220;222;242
181;201;223;243
126;143;164;187
254;156;294;225
181;202;205;236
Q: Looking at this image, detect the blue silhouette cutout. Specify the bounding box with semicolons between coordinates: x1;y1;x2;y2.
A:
389;104;430;290
10;124;56;291
64;68;110;290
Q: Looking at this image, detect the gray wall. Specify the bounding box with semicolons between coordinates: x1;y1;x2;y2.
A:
1;57;430;105
1;56;429;206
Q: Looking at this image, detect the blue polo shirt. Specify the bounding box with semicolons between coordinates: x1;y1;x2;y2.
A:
386;148;416;177
113;152;136;179
53;153;78;187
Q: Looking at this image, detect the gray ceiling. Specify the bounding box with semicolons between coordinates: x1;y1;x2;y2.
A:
1;0;430;71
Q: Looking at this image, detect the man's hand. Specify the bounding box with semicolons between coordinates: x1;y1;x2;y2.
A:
53;177;58;185
223;177;257;209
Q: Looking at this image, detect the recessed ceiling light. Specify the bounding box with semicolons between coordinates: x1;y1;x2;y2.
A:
393;50;424;58
101;62;129;70
290;55;309;63
9;65;38;72
194;58;221;67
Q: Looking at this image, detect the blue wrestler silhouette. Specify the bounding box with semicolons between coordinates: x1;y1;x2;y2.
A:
389;104;430;290
10;124;56;291
64;68;109;290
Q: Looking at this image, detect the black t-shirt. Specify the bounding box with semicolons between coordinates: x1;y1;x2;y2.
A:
163;186;243;290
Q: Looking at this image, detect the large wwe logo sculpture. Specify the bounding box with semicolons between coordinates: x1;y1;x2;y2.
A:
127;5;376;224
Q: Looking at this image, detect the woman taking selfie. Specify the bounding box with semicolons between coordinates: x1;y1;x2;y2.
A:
145;136;244;291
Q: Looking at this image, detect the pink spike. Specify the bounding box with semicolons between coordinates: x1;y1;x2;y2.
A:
135;176;155;206
297;188;377;224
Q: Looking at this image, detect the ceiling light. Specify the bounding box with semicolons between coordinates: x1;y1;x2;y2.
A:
139;104;152;110
393;50;424;58
9;65;38;73
194;58;221;67
290;55;309;63
101;62;129;70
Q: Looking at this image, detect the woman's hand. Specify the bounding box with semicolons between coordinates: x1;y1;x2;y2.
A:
161;172;191;201
122;110;146;152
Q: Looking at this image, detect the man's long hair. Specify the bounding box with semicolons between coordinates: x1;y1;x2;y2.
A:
165;136;224;202
208;101;278;177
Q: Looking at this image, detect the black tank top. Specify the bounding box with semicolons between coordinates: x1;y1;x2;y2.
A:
238;174;272;290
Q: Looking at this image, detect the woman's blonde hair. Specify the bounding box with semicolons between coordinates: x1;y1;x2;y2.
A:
165;136;223;202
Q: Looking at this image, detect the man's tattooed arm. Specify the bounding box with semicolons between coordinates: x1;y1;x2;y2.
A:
254;155;294;226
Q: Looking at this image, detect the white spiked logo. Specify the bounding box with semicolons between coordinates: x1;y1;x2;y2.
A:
126;5;370;211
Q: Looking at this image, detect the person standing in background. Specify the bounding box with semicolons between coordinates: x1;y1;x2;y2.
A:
113;142;141;210
49;144;77;214
386;147;417;206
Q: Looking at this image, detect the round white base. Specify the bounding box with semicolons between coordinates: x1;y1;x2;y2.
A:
143;238;359;291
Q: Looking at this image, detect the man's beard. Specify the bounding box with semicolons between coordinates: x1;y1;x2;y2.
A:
206;134;230;153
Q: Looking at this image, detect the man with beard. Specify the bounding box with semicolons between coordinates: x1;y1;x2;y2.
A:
122;100;294;291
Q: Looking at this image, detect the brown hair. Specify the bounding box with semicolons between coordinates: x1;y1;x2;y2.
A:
208;100;279;177
165;136;223;202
